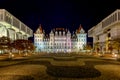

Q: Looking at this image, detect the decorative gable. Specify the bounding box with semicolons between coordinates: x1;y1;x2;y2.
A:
76;24;85;34
35;24;43;34
80;28;85;33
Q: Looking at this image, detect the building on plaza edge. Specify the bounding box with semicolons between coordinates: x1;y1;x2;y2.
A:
0;9;33;40
88;9;120;53
34;24;87;53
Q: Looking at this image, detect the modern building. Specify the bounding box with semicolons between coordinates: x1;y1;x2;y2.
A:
0;9;33;40
34;24;87;53
88;9;120;53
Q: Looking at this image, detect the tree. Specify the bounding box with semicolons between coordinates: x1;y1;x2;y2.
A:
0;36;11;54
13;39;35;55
12;39;24;55
28;43;35;52
94;42;100;53
111;38;120;54
83;42;92;53
24;40;35;53
108;43;113;53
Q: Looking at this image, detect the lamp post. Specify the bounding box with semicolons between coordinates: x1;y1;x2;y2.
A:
8;51;14;59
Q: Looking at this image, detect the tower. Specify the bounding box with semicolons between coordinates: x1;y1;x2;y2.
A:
67;29;71;52
76;24;87;52
34;24;44;52
49;30;54;53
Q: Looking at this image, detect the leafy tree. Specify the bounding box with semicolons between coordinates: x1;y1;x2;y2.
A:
12;39;24;55
111;38;120;54
94;42;100;53
28;42;35;52
83;42;92;54
85;44;92;51
0;36;11;54
87;42;92;50
24;40;35;53
13;39;35;55
108;43;113;53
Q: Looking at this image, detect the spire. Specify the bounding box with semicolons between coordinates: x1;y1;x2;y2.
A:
79;24;82;29
67;29;70;34
35;24;43;34
50;30;54;34
76;24;84;33
39;24;43;33
78;24;82;31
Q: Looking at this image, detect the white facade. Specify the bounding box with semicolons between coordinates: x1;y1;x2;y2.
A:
76;25;87;51
0;9;33;40
88;9;120;53
34;25;87;53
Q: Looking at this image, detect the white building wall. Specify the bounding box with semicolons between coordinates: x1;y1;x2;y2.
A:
34;27;87;53
0;9;33;40
50;31;54;53
77;33;86;51
34;33;44;52
99;34;106;42
88;9;120;53
0;25;7;37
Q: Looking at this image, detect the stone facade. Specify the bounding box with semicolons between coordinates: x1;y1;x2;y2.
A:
34;24;87;53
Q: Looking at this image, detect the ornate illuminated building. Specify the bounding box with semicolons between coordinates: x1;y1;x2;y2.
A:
0;9;33;40
88;9;120;53
34;24;87;53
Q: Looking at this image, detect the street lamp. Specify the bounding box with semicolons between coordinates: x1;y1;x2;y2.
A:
9;52;14;59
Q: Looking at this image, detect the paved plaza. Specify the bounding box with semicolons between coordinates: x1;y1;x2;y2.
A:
0;53;119;80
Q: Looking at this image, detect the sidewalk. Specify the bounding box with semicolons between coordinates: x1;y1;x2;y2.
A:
0;54;31;61
0;55;8;60
93;53;117;60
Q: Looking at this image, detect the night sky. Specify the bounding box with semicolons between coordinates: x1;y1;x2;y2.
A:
0;0;120;42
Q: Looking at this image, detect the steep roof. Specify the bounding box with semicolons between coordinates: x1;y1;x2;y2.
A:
35;24;43;34
76;24;85;33
71;32;77;39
